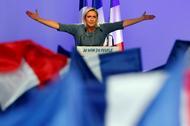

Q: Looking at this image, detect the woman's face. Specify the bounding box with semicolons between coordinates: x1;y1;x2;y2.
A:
84;10;98;28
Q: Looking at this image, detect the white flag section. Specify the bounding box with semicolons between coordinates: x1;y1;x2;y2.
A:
0;60;39;111
109;0;124;50
106;71;168;126
96;7;105;24
83;55;103;81
181;89;188;126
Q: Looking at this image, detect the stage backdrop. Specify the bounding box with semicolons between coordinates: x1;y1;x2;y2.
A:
0;0;190;70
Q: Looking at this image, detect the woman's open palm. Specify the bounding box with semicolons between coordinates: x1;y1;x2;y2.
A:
26;10;39;20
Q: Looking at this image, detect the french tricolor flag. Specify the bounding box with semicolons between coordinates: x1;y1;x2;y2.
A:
79;0;88;23
1;41;190;126
92;0;105;23
109;0;124;51
92;0;111;46
71;48;190;126
0;40;69;111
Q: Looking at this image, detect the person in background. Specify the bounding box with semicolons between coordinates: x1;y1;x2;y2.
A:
26;7;155;46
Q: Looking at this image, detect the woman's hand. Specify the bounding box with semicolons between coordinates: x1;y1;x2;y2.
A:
142;11;155;20
26;10;40;21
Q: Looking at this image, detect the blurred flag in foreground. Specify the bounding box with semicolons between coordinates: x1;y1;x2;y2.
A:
150;39;190;71
57;45;142;82
1;40;190;126
105;61;185;126
0;50;102;126
57;45;71;57
0;40;68;110
83;48;142;82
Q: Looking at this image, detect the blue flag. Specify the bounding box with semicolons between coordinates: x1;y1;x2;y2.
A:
138;58;186;126
0;47;188;126
79;0;88;23
57;46;142;82
0;50;101;126
79;0;88;10
100;48;142;81
57;44;71;57
92;0;103;10
150;39;190;71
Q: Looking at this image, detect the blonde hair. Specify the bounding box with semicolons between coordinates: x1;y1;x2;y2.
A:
83;7;99;27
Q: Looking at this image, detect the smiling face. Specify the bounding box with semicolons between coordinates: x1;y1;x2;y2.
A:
84;10;98;29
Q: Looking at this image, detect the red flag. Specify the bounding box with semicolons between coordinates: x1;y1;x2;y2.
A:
0;40;68;85
0;40;69;110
